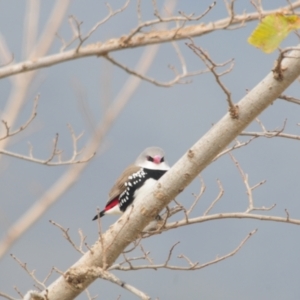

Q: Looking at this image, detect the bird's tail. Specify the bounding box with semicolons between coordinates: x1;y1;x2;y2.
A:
92;210;105;220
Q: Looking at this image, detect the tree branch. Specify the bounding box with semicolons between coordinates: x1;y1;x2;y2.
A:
1;3;300;79
279;94;300;105
164;212;300;231
187;41;238;118
0;40;163;261
240;118;300;141
0;125;96;166
62;1;130;52
0;95;38;141
0;0;71;164
104;52;207;87
31;43;300;300
0;292;18;300
111;229;257;271
49;220;86;255
96;269;150;300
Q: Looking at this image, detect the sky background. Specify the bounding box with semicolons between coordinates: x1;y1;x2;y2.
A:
1;0;300;299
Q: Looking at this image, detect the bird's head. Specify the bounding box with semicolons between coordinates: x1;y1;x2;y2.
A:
135;147;170;171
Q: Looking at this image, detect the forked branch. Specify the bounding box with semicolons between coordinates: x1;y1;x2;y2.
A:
110;229;257;271
0;95;39;141
187;41;238;118
0;124;95;166
1;2;300;79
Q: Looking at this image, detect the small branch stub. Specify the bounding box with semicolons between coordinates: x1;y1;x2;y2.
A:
229;104;239;119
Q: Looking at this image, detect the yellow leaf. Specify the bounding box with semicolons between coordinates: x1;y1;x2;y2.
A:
248;14;300;53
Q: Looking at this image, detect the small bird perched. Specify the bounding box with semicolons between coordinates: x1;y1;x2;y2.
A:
93;147;170;220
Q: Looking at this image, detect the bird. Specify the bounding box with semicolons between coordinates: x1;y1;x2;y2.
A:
92;147;170;220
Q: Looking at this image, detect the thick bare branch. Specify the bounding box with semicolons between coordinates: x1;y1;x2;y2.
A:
26;41;300;300
1;3;300;79
23;290;46;300
215;137;258;160
0;42;162;260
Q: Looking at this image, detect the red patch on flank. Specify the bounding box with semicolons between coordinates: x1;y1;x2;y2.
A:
105;198;119;211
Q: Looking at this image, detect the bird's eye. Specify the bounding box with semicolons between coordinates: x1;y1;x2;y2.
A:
146;155;153;162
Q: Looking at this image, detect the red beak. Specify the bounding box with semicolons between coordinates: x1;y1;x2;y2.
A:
153;155;162;164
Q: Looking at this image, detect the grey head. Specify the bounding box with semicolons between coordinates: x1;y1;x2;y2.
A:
135;147;170;171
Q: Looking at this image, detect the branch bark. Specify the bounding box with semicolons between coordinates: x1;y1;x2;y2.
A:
0;0;178;261
1;2;300;79
37;46;300;299
164;212;300;231
0;45;161;260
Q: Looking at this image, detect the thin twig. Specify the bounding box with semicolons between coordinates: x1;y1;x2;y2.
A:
273;47;300;80
240;131;300;141
0;147;95;166
124;2;217;43
10;254;46;289
279;94;300;105
49;220;85;254
163;212;300;232
224;0;236;28
250;0;263;20
177;253;198;268
240;118;300;141
187;41;238;118
85;289;97;300
113;230;257;271
178;2;216;21
215;137;257;160
203;179;224;215
104;53;207;87
0;123;96;165
1;4;300;79
78;229;87;253
229;153;270;213
0;291;18;300
60;1;130;51
99;269;151;300
0;95;39;141
186;176;206;215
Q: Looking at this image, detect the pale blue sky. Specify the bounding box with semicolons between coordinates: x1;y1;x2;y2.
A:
1;1;300;299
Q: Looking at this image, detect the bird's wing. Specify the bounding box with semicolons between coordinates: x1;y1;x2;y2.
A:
107;165;141;204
